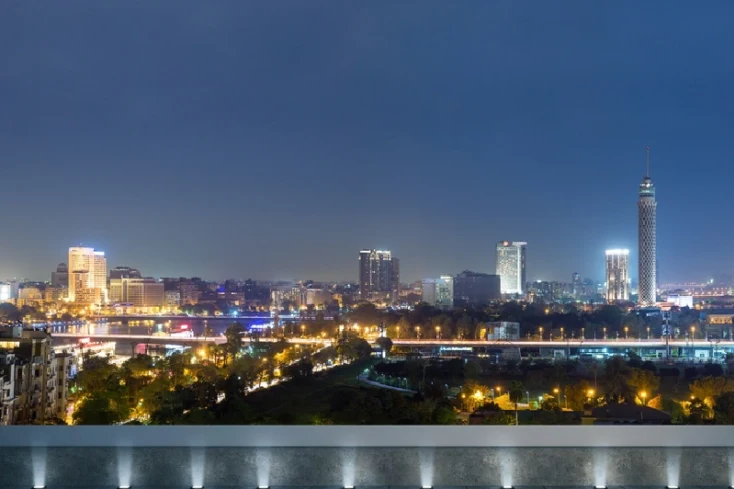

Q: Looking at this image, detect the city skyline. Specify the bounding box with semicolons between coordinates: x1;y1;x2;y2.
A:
2;3;734;283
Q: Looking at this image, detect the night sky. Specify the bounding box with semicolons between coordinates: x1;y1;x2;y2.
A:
1;1;733;283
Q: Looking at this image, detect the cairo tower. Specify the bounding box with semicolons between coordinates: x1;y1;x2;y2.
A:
638;147;657;306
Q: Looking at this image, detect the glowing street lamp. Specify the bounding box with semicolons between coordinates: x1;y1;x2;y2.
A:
640;391;648;405
560;327;564;340
416;326;421;339
624;326;629;339
539;326;543;341
435;325;441;339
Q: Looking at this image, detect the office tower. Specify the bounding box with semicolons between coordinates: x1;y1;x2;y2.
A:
0;284;10;302
571;272;581;298
358;249;399;301
496;241;527;296
9;281;19;300
422;275;454;310
68;247;108;304
109;277;164;308
605;249;630;302
638;147;657;306
454;270;501;305
51;263;69;288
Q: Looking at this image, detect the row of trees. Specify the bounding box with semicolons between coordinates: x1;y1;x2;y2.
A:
345;302;699;341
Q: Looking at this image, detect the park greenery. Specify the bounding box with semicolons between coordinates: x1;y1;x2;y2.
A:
342;301;704;340
65;318;734;425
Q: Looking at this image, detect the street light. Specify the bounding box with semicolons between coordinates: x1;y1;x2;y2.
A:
603;327;607;340
560;327;564;340
624;326;629;339
416;326;421;339
647;326;651;340
640;391;648;405
539;326;543;341
496;386;502;396
435;325;441;339
587;389;595;397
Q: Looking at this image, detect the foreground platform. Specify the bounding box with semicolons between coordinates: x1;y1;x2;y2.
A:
0;427;732;487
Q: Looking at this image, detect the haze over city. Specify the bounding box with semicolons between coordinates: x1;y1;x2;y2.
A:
2;2;733;283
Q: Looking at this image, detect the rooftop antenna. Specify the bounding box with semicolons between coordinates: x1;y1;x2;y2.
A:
645;146;650;177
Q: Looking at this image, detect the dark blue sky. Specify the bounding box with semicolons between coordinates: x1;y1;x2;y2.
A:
1;1;733;283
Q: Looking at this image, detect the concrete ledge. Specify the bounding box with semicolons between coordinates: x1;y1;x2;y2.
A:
1;427;733;487
1;426;734;447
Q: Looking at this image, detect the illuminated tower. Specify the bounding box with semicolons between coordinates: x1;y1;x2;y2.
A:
638;147;657;306
605;249;630;302
496;241;527;296
68;246;108;304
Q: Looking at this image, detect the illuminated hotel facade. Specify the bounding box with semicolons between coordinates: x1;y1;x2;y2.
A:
638;148;657;306
496;241;527;296
68;247;108;304
605;249;630;302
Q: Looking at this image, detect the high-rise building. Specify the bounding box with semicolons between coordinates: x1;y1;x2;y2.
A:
108;278;164;309
51;263;69;288
0;284;11;302
571;272;582;299
605;249;630;302
496;241;527;296
68;247;108;304
422;275;454;310
358;249;399;301
638;148;657;306
453;270;501;305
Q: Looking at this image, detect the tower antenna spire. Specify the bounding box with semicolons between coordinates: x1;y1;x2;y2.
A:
645;146;650;177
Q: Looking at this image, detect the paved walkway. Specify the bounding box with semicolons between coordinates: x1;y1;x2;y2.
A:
357;373;417;394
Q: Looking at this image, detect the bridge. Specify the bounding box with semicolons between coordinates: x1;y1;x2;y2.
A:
51;332;330;346
51;332;730;350
90;314;333;321
390;338;732;348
